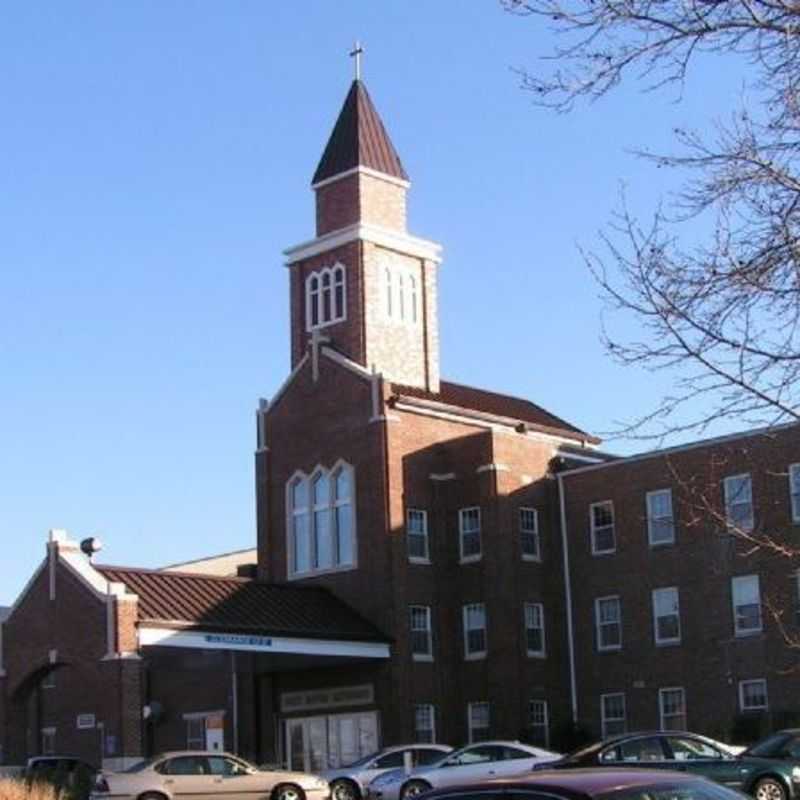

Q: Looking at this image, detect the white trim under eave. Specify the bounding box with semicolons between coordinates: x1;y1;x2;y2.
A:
284;222;443;265
138;626;391;659
321;346;374;380
311;166;411;191
559;420;800;478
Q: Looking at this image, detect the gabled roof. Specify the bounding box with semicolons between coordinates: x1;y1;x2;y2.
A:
312;80;408;185
391;380;599;444
96;566;389;643
0;606;9;623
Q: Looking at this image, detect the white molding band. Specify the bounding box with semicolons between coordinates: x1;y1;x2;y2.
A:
476;463;510;474
284;222;443;265
311;165;411;191
429;473;457;481
138;627;391;659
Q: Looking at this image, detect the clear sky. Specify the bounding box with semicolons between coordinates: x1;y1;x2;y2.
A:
0;2;749;604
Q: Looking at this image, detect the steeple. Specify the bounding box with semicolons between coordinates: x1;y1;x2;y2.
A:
312;80;408;186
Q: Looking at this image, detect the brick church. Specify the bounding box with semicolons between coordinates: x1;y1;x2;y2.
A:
2;75;800;771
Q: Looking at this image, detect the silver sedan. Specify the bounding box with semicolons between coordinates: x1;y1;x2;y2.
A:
321;745;452;800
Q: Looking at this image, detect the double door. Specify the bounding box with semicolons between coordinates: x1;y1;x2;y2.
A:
286;711;379;772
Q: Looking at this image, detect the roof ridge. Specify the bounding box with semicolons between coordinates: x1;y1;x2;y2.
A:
97;565;253;584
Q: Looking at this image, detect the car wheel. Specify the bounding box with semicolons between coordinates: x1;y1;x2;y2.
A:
139;793;169;800
400;781;431;800
754;778;788;800
273;784;306;800
331;779;360;800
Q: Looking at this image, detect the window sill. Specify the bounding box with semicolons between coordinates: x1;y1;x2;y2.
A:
522;554;542;563
413;654;434;663
287;563;357;581
409;557;431;565
591;549;617;557
464;652;487;661
655;640;681;647
597;646;622;653
734;629;763;639
648;540;675;549
526;651;546;659
459;555;483;565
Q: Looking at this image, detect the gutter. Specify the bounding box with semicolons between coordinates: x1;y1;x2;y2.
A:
557;473;578;724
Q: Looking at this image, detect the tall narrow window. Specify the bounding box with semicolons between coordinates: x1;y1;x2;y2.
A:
790;464;800;523
591;501;616;554
41;728;56;756
333;464;354;566
398;273;406;320
463;603;487;659
739;679;768;711
306;266;346;330
528;700;549;747
647;490;675;546
312;472;333;569
459;507;482;561
407;509;429;562
410;606;433;660
601;693;626;737
291;477;311;574
385;268;394;318
595;596;622;651
308;276;320;328
333;265;345;320
724;474;754;532
524;603;546;657
659;687;687;730
410;275;419;323
467;702;490;743
652;587;681;645
732;574;762;636
520;507;540;560
415;704;436;743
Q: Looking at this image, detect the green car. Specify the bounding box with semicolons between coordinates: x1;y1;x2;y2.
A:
549;731;800;800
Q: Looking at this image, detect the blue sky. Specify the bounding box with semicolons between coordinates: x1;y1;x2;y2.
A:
0;2;747;604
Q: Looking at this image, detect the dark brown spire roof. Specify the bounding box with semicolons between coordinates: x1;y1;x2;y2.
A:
312;80;408;185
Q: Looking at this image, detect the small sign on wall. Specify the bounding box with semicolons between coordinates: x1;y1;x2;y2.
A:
77;714;96;730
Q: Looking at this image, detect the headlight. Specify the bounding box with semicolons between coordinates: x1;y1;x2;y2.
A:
791;767;800;782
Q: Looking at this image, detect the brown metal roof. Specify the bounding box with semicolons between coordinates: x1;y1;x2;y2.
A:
391;380;599;443
97;566;389;643
312;80;408;184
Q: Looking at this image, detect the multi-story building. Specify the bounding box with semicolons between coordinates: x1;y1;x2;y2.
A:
1;74;799;771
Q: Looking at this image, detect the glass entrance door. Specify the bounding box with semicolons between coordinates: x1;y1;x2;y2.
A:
285;712;379;771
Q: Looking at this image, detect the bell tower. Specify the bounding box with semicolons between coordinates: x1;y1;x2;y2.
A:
284;75;442;392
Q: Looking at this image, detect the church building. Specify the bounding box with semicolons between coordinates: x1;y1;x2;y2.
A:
2;73;799;772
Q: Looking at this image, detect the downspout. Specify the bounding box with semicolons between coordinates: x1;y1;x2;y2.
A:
231;652;239;754
557;473;578;724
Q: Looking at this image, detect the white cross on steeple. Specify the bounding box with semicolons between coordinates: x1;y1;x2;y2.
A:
349;41;364;81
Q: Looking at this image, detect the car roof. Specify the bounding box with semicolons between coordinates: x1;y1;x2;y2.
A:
424;767;717;797
381;744;452;753
151;751;242;759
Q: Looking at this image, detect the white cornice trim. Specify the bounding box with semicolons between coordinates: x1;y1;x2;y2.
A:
429;473;457;481
321;346;373;380
476;463;510;474
284;223;443;265
311;166;411;191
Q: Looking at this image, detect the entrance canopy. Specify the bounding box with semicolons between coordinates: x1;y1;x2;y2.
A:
98;566;391;660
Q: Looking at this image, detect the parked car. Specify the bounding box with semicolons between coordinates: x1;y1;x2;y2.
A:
417;767;753;800
547;731;800;800
321;745;452;800
91;751;329;800
26;756;98;787
368;741;561;800
745;731;800;762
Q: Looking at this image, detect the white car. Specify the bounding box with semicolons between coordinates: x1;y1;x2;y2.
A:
92;751;329;800
321;745;452;800
368;741;561;800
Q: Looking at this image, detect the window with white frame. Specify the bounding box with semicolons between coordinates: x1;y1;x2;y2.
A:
591;501;616;554
739;679;768;711
383;262;420;325
287;463;355;577
601;693;626;737
415;704;436;743
659;687;687;730
186;717;205;749
463;603;487;659
459;507;482;561
468;701;490;743
724;474;754;532
407;509;429;562
732;574;762;636
410;605;433;660
520;507;540;560
652;587;681;645
41;727;56;756
524;602;546;657
306;264;346;330
790;464;800;523
595;596;622;651
647;490;675;546
528;700;549;747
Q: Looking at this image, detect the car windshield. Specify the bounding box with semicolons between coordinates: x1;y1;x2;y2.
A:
601;779;750;800
744;733;790;758
561;741;605;763
340;751;383;769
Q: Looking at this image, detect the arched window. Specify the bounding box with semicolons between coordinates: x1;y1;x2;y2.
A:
385;268;393;318
410;275;419;324
398;273;406;321
305;265;346;330
287;463;355;577
289;476;310;574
